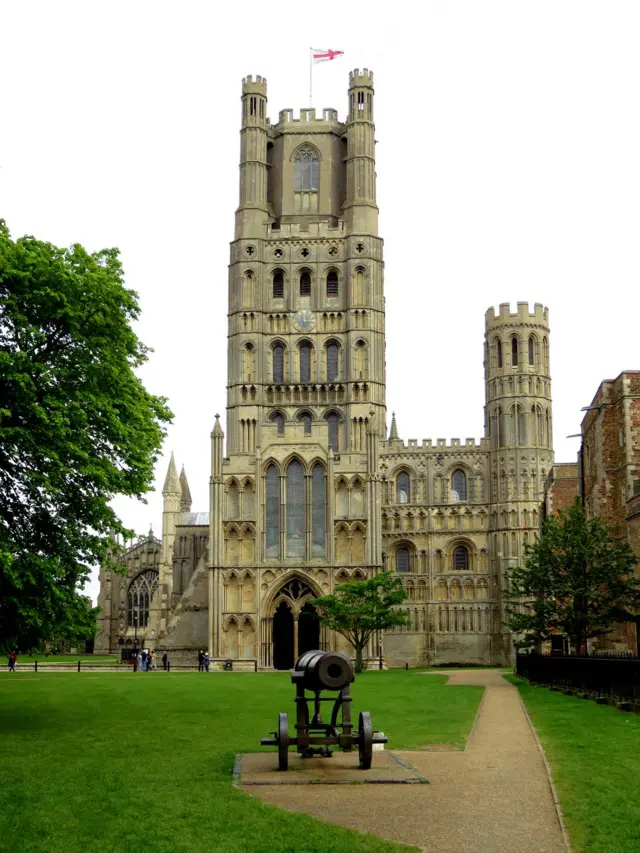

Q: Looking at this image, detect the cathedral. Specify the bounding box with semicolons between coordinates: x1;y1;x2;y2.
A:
95;69;554;668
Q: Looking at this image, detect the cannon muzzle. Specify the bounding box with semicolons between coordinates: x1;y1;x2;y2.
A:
291;650;354;691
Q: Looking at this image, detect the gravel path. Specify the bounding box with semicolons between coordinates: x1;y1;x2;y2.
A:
245;669;569;853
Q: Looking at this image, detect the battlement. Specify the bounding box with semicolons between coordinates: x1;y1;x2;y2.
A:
242;74;267;95
380;437;490;453
276;107;341;126
485;302;548;329
349;68;374;87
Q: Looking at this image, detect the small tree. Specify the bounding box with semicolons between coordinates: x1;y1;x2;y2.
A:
311;571;409;672
506;499;640;654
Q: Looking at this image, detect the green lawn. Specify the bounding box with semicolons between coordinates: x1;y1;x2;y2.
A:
0;670;482;853
510;676;640;853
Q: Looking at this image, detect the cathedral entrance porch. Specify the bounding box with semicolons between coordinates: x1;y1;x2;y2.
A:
262;576;325;669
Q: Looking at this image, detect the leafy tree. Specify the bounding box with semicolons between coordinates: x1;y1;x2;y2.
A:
0;221;172;652
506;499;640;654
311;571;409;672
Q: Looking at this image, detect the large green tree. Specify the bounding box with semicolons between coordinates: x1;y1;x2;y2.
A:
506;499;640;654
0;221;172;652
311;571;410;672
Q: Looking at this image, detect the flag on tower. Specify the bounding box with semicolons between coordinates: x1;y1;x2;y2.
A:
312;48;345;64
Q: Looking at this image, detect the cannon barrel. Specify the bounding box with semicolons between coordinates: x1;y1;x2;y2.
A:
291;650;354;691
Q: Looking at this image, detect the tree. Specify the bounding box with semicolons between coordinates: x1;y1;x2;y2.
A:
506;499;640;654
311;571;410;672
0;221;172;652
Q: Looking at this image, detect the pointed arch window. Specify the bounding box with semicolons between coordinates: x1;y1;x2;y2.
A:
270;411;285;435
326;342;339;381
453;546;469;571
511;337;518;366
294;145;319;191
528;335;535;365
497;339;503;368
299;269;311;297
265;465;280;558
326;270;339;297
286;459;306;558
396;547;410;573
451;470;467;502
272;344;284;384
396;472;410;503
127;570;159;629
312;464;326;557
326;412;340;453
272;270;284;299
299;342;311;383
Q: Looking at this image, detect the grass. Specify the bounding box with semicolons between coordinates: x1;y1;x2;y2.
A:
0;669;482;853
509;676;640;853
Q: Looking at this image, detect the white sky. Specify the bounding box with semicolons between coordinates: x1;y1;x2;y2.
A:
2;1;639;606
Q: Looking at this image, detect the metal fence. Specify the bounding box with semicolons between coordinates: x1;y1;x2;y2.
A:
516;652;640;703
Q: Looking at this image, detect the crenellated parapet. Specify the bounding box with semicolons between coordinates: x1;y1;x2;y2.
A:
485;301;548;331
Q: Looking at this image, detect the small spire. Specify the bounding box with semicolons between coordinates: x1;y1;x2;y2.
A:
148;524;154;539
162;452;181;495
389;411;399;441
212;413;224;437
179;465;192;512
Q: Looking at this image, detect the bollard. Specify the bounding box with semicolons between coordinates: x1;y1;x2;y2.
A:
405;662;408;670
379;651;383;670
167;661;171;672
78;660;81;672
34;661;38;672
254;660;258;673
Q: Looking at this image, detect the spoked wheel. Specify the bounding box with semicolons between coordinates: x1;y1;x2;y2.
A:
277;712;289;771
358;711;373;770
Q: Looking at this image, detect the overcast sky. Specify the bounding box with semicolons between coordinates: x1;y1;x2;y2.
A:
2;1;639;605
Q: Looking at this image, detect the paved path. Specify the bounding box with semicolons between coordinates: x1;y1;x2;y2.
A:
244;670;569;853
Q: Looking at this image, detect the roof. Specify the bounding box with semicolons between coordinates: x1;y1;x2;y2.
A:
179;512;209;526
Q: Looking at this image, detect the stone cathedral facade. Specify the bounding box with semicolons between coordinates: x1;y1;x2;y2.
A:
95;70;554;667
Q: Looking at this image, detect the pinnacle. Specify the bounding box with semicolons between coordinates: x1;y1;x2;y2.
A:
389;411;399;441
179;465;193;510
162;451;181;495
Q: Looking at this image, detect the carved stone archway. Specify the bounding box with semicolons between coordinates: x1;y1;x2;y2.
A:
262;574;324;669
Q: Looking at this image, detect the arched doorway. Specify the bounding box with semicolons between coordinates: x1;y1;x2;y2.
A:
298;601;320;657
273;600;294;670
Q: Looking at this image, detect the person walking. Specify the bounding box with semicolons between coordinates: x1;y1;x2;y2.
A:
162;652;168;671
151;651;157;671
197;650;204;672
203;652;210;673
8;649;17;672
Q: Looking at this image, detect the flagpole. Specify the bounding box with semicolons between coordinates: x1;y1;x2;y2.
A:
309;48;313;106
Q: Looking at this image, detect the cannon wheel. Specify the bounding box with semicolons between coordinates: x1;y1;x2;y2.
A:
358;711;373;769
277;712;289;771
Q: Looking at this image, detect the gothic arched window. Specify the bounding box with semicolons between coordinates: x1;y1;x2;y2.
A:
311;463;326;557
451;470;467;502
511;337;518;366
265;464;280;558
453;546;469;571
294;144;319;191
326;412;340;453
270;411;284;435
286;459;306;558
528;335;535;365
497;339;503;369
127;570;159;629
396;547;410;573
326;342;339;381
326;270;339;297
396;472;410;503
298;411;312;434
272;269;284;299
272;344;284;384
299;269;311;297
299;342;311;383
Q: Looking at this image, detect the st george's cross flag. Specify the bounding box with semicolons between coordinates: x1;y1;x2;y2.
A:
312;48;345;63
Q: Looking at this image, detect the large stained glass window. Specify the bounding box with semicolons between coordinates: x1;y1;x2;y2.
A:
266;464;280;558
286;459;306;558
312;464;326;557
127;570;159;628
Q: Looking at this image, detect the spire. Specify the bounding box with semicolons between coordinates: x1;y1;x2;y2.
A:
389;411;399;441
212;413;224;437
162;452;181;495
179;465;192;512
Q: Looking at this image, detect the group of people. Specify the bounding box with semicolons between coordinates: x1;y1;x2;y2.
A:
197;650;210;672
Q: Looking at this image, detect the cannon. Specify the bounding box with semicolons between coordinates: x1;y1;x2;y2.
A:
261;650;387;771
